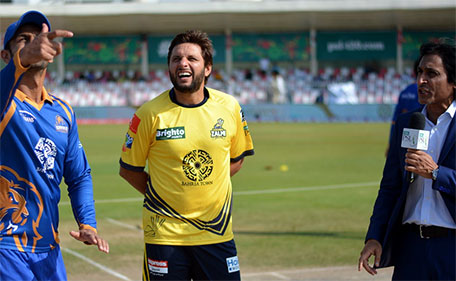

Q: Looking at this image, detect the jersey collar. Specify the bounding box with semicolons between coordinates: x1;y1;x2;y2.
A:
15;87;53;110
169;87;209;108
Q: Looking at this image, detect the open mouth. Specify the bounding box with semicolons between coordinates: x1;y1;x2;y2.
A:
178;72;192;79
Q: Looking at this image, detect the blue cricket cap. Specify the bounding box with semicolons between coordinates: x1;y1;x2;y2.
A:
3;10;51;50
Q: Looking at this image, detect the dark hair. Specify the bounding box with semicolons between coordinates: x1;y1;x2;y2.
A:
167;30;213;83
412;57;420;78
418;39;455;85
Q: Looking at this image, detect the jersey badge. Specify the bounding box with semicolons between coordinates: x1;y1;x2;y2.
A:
210;118;226;139
55;115;68;133
122;133;134;151
129;114;141;134
19;110;36;123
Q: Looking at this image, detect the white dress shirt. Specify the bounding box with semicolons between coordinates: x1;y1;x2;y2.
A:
402;100;456;229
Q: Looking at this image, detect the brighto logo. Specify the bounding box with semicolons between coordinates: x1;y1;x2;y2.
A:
156;127;186;140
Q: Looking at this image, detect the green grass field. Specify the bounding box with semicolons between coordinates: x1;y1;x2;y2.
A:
57;122;390;280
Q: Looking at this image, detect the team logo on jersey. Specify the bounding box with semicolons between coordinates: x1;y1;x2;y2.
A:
34;138;57;179
210;118;226;139
182;150;213;182
129;114;141;134
0;166;43;251
55;115;68;133
156;127;186;140
19;110;36;123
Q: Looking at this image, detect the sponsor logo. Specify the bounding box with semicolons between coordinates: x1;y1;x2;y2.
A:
156;127;185;140
129;114;141;134
34;138;57;179
148;259;168;275
210;118;226;139
19;110;36;123
124;133;133;149
55;115;69;133
240;109;251;136
182;150;213;182
0;166;43;251
226;256;240;273
240;109;246;122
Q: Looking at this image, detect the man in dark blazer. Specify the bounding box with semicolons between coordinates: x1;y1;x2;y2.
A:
358;40;456;280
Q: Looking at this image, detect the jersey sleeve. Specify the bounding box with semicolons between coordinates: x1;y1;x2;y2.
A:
0;50;29;121
63;110;97;231
230;102;254;162
120;109;153;171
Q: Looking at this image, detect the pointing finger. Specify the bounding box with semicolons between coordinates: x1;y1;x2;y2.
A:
47;30;74;40
41;23;49;34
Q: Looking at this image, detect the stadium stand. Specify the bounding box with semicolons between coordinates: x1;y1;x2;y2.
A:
45;66;414;107
1;0;454;112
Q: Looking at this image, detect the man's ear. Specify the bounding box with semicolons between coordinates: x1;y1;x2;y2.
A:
205;64;212;77
1;49;12;64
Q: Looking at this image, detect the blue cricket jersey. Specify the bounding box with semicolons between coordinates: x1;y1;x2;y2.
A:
0;51;97;253
389;83;422;144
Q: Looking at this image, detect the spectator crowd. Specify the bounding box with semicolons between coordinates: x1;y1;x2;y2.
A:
45;65;415;107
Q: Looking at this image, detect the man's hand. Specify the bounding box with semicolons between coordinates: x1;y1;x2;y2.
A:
358;239;382;275
69;229;109;254
405;148;438;179
20;23;73;67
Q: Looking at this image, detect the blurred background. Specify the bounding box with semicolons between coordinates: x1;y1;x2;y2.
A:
1;0;454;122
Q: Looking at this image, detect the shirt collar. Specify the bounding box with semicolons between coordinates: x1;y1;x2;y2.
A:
422;100;456;120
15;87;53;105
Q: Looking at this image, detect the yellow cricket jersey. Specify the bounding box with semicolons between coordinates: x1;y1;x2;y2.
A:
120;88;254;245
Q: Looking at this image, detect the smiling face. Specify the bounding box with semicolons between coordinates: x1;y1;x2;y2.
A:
168;43;212;95
417;54;455;110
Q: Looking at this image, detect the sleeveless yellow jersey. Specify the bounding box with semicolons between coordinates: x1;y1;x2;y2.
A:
120;88;254;245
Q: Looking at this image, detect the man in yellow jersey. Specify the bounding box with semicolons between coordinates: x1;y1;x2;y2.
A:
119;30;254;280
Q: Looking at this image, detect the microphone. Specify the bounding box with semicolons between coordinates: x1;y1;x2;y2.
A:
401;112;429;183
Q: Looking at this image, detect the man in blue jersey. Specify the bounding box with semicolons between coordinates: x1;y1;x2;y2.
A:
388;59;422;143
0;10;109;281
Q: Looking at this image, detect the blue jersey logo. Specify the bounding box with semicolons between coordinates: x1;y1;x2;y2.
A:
19;110;36;123
0;166;43;252
55;115;68;133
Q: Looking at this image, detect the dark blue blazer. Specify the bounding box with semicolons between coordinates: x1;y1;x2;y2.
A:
365;109;456;268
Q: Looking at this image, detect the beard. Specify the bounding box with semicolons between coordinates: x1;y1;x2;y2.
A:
169;68;206;94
